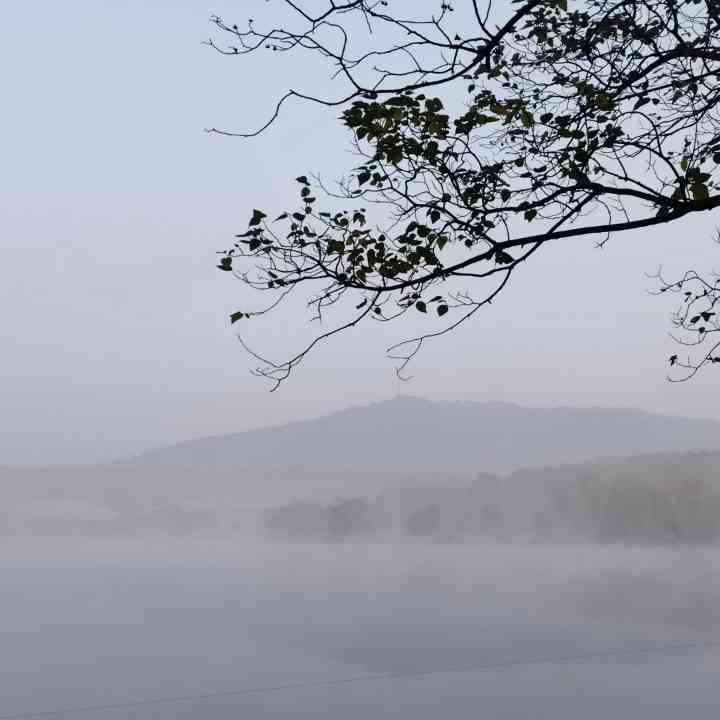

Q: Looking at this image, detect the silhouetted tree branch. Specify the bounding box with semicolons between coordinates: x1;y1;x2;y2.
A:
209;0;720;386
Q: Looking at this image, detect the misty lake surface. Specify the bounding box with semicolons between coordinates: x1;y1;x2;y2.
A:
1;541;719;719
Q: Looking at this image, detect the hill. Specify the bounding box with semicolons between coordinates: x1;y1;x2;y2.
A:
3;397;720;537
129;395;720;474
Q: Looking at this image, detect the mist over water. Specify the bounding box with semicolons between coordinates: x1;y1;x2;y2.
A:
4;0;720;716
2;539;719;719
3;399;720;717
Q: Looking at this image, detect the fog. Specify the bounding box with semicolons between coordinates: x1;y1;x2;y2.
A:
4;1;720;467
4;398;720;544
3;398;720;717
2;540;719;719
4;1;720;717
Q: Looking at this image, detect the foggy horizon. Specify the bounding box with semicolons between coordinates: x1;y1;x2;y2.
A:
3;1;720;468
5;393;720;469
4;1;720;718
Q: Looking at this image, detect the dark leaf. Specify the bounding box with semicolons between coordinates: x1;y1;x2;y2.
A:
249;209;267;226
495;249;514;264
691;183;709;202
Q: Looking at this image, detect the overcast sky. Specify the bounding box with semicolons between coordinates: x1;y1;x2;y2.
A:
2;0;719;465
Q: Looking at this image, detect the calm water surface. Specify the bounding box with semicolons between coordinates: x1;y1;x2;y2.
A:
1;540;719;718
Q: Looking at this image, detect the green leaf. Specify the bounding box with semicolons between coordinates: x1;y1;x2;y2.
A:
230;311;244;324
691;183;709;202
596;94;613;111
415;301;427;313
524;208;537;221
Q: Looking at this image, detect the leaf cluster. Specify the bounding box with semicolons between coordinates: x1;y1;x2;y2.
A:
210;0;720;385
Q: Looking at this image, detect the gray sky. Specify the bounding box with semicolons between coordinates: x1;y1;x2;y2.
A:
2;0;719;465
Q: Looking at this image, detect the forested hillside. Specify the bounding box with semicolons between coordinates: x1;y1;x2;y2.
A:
265;452;720;544
3;399;719;540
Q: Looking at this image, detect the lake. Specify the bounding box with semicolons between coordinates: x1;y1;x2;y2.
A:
1;540;719;718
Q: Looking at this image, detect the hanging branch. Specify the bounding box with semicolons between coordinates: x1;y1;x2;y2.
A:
209;0;720;384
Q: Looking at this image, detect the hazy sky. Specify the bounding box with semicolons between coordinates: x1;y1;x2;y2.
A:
3;0;720;465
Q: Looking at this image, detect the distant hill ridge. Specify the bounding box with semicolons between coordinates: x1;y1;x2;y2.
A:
3;397;720;538
127;396;720;474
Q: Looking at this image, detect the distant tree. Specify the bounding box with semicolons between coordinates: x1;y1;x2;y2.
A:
264;499;327;540
327;497;371;539
406;504;441;537
210;0;720;386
